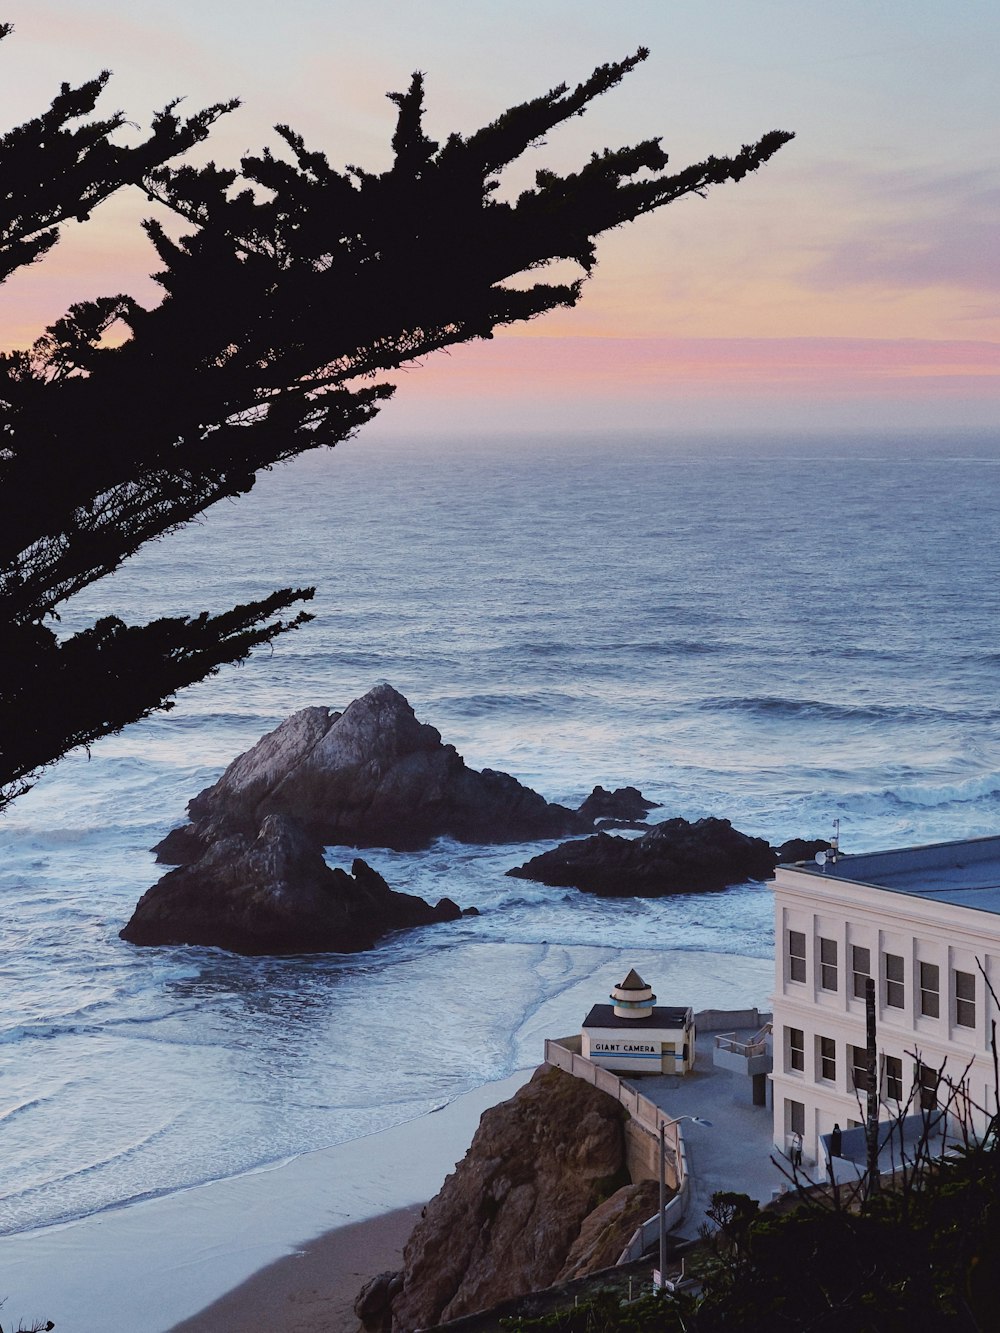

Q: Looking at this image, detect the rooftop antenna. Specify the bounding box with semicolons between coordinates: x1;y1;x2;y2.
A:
815;818;841;871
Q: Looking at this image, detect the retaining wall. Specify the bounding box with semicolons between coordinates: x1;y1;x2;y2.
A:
696;1007;770;1033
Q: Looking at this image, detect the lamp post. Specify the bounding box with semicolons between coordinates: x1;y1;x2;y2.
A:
657;1114;713;1293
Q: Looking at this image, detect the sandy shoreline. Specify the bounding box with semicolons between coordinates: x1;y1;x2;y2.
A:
3;1069;534;1333
169;1204;423;1333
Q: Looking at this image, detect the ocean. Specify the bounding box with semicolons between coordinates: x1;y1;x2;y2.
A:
2;428;998;1240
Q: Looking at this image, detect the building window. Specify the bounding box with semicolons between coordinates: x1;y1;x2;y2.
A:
820;937;838;991
852;945;871;1000
818;1035;836;1082
917;1061;939;1111
955;970;976;1028
884;1055;903;1102
786;1026;805;1072
788;930;806;983
850;1044;870;1093
884;953;904;1009
919;961;940;1018
787;1098;805;1137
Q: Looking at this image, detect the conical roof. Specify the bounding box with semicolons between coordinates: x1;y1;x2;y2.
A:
618;968;647;990
610;967;656;1015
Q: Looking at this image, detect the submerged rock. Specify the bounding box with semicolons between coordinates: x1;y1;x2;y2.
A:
507;816;779;897
122;813;460;955
577;784;659;827
387;1066;631;1331
155;683;584;860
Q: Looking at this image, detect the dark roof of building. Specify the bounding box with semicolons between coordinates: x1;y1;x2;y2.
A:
583;1003;691;1030
779;834;1000;916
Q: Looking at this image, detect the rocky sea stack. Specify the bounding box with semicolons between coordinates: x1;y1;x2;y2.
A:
121;813;461;955
508;816;801;897
155;683;585;859
125;684;606;955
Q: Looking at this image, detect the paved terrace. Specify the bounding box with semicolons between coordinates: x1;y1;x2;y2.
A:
622;1024;787;1241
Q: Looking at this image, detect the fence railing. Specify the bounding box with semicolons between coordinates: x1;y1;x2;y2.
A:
543;1036;690;1264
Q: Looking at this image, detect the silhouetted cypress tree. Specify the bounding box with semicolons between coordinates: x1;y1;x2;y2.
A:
0;30;792;807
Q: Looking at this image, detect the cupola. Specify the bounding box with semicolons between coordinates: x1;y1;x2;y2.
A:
610;967;656;1018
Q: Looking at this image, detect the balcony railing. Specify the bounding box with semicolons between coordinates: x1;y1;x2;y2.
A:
712;1023;772;1077
714;1022;772;1058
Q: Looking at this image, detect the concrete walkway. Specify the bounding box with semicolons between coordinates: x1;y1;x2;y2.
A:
625;1028;788;1241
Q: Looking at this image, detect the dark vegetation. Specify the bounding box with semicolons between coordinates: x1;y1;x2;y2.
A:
495;1137;1000;1332
0;24;792;810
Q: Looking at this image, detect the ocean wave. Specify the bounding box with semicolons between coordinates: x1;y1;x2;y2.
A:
0;1114;178;1208
144;709;282;730
596;639;724;657
883;772;1000;809
806;644;898;662
0;1087;71;1127
697;695;944;724
437;691;582;717
0;1022;77;1046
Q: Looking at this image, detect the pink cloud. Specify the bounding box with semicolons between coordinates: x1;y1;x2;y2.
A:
385;333;1000;401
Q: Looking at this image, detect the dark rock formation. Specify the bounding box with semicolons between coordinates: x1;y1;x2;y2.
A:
355;1270;403;1333
121;813;460;955
577;784;659;827
507;816;778;897
387;1066;630;1331
155;683;584;860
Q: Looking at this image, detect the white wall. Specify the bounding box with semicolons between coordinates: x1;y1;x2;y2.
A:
770;864;1000;1164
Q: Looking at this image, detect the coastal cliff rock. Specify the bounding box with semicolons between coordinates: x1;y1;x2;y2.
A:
155;683;584;859
387;1066;630;1331
507;816;778;896
555;1178;661;1281
121;813;460;955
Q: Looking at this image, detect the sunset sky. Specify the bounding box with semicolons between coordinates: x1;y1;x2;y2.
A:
2;1;998;435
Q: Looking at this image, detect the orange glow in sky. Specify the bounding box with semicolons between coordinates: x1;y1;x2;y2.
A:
2;1;998;434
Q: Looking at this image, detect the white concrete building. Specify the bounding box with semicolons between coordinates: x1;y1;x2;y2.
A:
770;834;1000;1166
582;967;695;1076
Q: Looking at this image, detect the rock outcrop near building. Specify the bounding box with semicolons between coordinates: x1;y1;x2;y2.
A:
155;683;585;859
121;813;461;954
382;1066;634;1331
507;816;781;896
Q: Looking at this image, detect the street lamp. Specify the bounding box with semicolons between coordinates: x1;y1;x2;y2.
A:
658;1115;713;1293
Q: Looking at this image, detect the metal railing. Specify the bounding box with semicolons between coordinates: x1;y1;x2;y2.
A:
714;1022;772;1059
